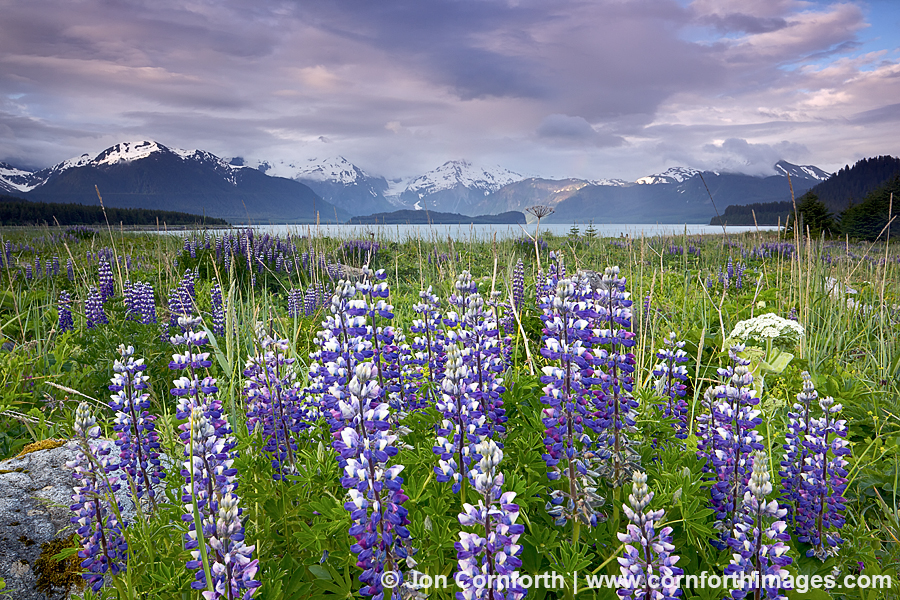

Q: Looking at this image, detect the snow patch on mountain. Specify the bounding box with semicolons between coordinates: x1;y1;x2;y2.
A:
404;160;523;199
0;162;41;192
636;167;700;185
774;161;831;181
589;178;631;187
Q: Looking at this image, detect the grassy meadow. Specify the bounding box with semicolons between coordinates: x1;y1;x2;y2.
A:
0;222;897;600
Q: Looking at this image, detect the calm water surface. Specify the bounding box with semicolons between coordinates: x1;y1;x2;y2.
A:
207;223;777;241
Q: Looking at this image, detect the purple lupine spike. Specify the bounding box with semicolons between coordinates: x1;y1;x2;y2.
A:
780;372;816;522
725;451;793;599
99;258;114;302
336;362;413;599
66;257;75;281
287;288;303;319
170;317;260;598
616;471;682;600
123;280;137;321
109;345;165;508
454;438;525;600
696;345;764;547
308;279;415;598
138;282;157;324
410;286;447;404
68;402;128;592
58;291;74;333
433;344;482;494
447;271;508;441
652;332;689;440
25;264;32;279
592;266;640;485
244;328;315;480
210;283;225;337
785;375;849;559
86;287;108;328
538;274;606;528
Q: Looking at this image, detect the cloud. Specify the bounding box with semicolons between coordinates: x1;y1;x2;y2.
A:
0;0;896;180
536;114;623;147
699;138;809;174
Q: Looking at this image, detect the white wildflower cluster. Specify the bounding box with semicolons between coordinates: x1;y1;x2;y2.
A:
730;313;804;347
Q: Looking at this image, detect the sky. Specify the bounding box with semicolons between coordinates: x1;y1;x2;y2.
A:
1;0;898;182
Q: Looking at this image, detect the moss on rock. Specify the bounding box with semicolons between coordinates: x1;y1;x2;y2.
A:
16;439;67;459
34;533;83;595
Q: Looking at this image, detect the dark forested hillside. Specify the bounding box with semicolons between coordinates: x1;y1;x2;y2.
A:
710;201;793;226
803;156;900;213
0;194;229;226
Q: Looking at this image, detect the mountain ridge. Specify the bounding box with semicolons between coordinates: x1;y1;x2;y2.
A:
0;140;836;223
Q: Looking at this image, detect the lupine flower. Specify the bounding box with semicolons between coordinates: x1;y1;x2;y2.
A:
651;333;689;440
447;271;508;441
99;258;114;302
725;451;792;600
696;346;764;546
455;438;525;600
169;269;198;328
211;283;225;337
86;287;108;328
780;372;816;522
409;286;447;403
244;326;314;480
171;317;260;598
67;257;75;281
512;258;524;312
592;266;640;485
58;290;74;333
307;278;414;598
68;402;129;592
616;471;682;600
433;344;483;494
335;363;413;599
537;275;606;528
108;345;165;509
784;376;849;559
287;288;303;318
137;282;157;324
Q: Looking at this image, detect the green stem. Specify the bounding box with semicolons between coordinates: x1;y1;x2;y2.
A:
189;420;215;593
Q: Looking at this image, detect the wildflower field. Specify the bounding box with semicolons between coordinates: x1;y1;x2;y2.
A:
1;223;898;600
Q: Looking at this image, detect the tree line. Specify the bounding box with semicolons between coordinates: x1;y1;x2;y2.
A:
0;194;229;226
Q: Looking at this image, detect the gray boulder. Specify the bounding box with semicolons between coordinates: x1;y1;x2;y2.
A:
0;440;168;599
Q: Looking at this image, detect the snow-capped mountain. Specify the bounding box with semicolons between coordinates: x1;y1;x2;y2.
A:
636;167;701;185
0;162;43;194
19;141;345;223
404;160;523;199
634;161;829;186
398;160;524;213
774;160;831;181
228;155;393;216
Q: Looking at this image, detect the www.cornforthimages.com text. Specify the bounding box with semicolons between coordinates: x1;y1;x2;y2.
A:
381;569;892;594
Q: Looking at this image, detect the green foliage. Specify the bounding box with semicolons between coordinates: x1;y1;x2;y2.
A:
839;176;900;240
788;192;836;238
0;224;897;599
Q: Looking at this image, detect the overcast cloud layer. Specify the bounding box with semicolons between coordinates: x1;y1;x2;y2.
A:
1;0;898;181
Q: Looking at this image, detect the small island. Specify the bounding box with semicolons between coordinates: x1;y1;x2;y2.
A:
347;209;526;225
